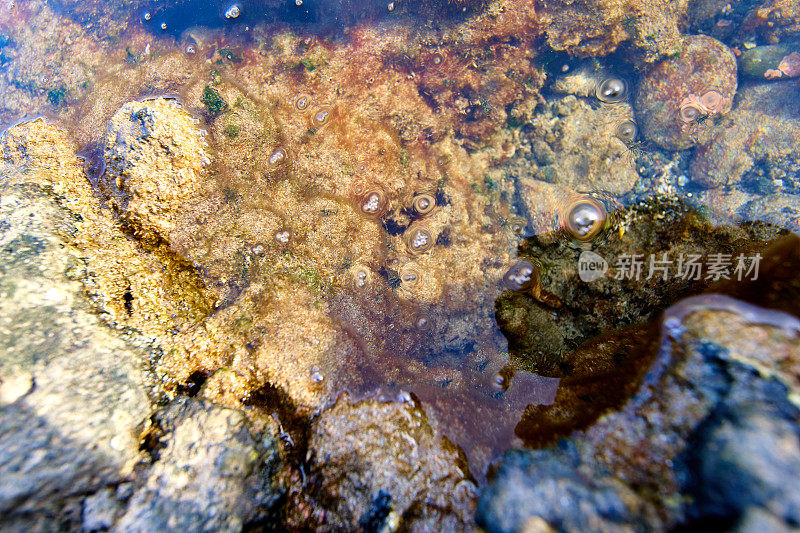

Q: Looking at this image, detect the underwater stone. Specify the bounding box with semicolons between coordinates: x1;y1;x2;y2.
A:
103;98;208;242
690;82;800;189
486;242;800;531
289;396;476;530
635;35;737;150
0;121;153;526
115;397;282;532
739;43;800;79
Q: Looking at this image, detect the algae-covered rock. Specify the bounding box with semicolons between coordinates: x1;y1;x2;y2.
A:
690;82;800;190
539;0;687;61
739;43;800;80
103;98;208;242
636;35;737;150
484;233;800;531
0;121;153;527
505;95;639;197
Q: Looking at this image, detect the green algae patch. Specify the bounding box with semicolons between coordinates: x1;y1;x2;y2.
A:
202;85;229;116
223;124;240;138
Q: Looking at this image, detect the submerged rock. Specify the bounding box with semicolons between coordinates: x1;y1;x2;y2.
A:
0;119;284;532
635;35;737;150
506;95;639;197
690;82;800;191
538;0;686;61
739;43;800;80
103;98;208;242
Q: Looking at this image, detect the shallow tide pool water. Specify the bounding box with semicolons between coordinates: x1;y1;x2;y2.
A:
1;0;800;530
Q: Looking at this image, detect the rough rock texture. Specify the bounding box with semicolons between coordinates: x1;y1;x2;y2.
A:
288;396;478;531
481;274;800;531
477;447;640;532
0;120;153;528
690;82;800;190
635;35;738;150
539;0;687;61
496;197;784;378
115;397;283;532
0;119;284;532
103;98;208;242
506;95;639;197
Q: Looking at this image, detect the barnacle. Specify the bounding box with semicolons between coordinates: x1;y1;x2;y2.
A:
412;193;436;216
399;263;421;286
360;189;388;217
311;106;332;128
352;266;370;288
405;224;435;255
268;147;288;166
679;96;705;123
614;119;638;145
295;94;311;110
699;90;723;113
502;260;538;291
274;228;292;244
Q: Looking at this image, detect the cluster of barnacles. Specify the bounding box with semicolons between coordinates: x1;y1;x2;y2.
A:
678;89;727;131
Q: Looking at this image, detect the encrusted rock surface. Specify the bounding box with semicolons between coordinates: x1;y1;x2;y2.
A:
0;119;284;532
481;234;800;532
690;82;800;190
115;397;283;532
506;95;639;197
2;0;800;529
635;35;738;150
103;98;208;242
288;395;478;531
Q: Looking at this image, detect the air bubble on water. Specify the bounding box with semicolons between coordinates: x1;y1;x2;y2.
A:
663;317;685;339
225;4;241;19
160;22;167;30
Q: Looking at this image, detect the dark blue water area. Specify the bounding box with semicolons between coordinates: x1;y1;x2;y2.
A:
130;0;483;37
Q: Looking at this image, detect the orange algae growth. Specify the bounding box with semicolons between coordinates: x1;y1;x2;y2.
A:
20;5;556;479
